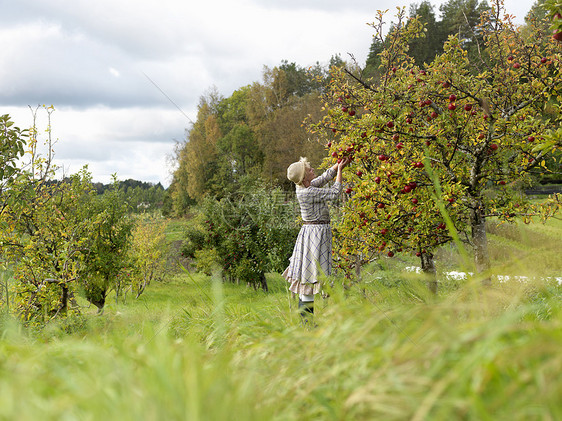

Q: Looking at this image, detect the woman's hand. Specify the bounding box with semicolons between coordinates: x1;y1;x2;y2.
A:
338;156;352;170
335;156;352;183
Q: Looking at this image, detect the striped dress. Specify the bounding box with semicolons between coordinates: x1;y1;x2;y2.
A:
283;168;341;295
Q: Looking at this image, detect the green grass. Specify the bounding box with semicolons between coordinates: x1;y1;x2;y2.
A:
1;217;562;420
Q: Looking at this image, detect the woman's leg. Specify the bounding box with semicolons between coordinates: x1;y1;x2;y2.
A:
298;293;314;324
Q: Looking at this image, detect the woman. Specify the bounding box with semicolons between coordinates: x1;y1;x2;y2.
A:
283;156;351;321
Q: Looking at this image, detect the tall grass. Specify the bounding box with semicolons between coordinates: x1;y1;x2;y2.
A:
1;217;561;420
2;270;562;420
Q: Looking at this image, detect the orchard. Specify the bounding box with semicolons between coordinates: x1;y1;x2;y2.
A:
310;1;562;288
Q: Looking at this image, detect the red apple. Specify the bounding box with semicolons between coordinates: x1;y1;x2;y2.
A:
377;202;385;209
345;187;353;194
356;170;363;177
381;228;388;235
387;251;394;257
464;104;472;112
374;176;381;184
378;154;386;161
541;57;548;64
396;142;404;149
442;81;451;88
489;143;498;151
331;151;338;158
404;185;412;193
448;103;457;111
449;94;457;102
348;109;356;116
507;55;514;61
499;180;506;185
411;198;418;204
513;62;521;69
478;133;485;140
392;133;400;141
431;111;438;119
327;142;332;147
528;136;535;142
386;121;394;128
416;252;422;257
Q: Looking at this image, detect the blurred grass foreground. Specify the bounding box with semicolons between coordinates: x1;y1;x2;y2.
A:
1;214;562;420
1;266;562;420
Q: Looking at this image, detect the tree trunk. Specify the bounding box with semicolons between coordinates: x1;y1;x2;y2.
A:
259;272;269;292
420;252;437;294
470;204;491;286
85;286;107;314
354;254;362;283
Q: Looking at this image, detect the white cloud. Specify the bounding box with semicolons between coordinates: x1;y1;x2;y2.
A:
0;0;537;187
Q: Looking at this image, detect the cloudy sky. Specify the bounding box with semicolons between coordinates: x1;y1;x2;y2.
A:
0;0;537;187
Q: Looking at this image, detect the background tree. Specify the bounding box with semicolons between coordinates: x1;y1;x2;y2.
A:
126;215;169;299
79;179;134;312
183;180;300;291
168;60;331;214
365;0;492;77
408;1;444;66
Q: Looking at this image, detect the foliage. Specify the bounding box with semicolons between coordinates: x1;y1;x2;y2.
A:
1;169;96;323
79;178;134;312
126;214;170;299
0;109;142;323
365;0;492;76
184;180;300;290
167;60;333;215
92;179;166;213
310;2;562;283
0;114;27;196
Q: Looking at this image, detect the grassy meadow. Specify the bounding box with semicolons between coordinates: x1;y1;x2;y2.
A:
1;216;562;420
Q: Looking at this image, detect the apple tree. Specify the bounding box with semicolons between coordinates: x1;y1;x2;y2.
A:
125;214;170;300
310;2;562;287
78;179;134;312
1;168;96;323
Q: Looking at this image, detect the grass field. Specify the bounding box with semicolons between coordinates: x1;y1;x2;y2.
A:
1;216;561;420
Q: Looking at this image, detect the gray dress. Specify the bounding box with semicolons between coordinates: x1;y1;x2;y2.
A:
283;168;341;295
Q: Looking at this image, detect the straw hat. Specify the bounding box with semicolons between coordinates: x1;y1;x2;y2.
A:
287;157;310;185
